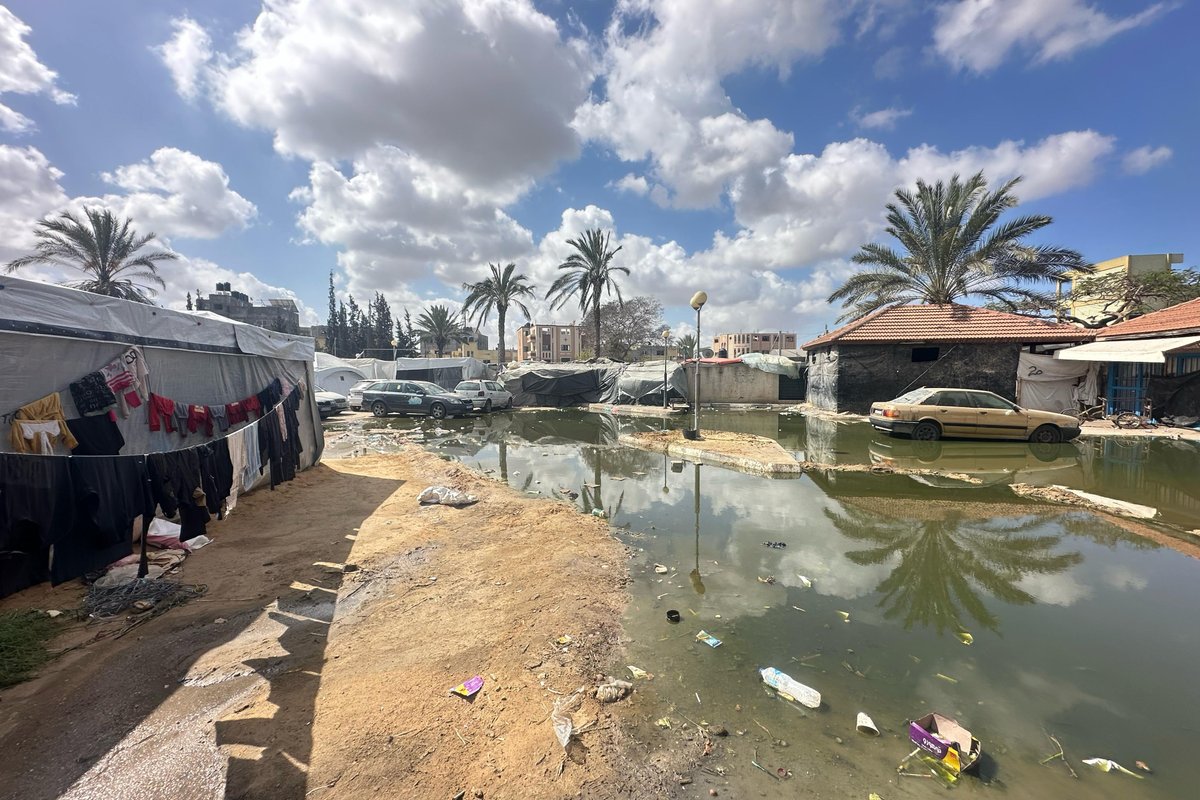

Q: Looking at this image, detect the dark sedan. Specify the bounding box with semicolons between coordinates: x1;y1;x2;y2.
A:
361;380;472;420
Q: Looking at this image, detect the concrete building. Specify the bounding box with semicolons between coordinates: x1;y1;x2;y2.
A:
196;283;300;333
1056;253;1184;325
628;343;680;362
516;322;591;362
713;331;797;358
803;304;1091;414
421;327;488;358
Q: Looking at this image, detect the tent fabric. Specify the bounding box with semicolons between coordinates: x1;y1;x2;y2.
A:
739;353;802;379
1016;352;1092;413
1055;335;1200;364
1146;371;1200;418
393;357;486;389
615;360;690;404
499;362;624;407
0;276;313;361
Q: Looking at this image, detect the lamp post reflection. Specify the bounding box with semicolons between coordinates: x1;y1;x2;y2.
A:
689;462;705;596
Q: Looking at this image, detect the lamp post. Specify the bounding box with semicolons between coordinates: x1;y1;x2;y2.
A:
661;327;671;409
390;338;398;362
689;291;707;437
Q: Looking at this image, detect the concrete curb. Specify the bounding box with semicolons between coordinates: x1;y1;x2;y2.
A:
618;432;802;476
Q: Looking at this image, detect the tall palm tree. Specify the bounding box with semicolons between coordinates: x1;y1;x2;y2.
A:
546;228;628;359
461;262;536;366
414;304;470;357
829;172;1087;321
5;207;178;303
676;333;697;359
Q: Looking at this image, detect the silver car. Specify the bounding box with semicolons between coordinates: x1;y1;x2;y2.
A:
454;379;513;412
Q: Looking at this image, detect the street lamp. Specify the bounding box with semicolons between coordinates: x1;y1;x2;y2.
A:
661;327;671;409
688;291;707;438
390;338;399;361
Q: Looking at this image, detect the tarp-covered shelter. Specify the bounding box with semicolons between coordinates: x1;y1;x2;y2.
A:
314;352;367;393
1016;352;1096;413
0;276;323;597
615;360;690;405
500;362;625;407
394;357;486;390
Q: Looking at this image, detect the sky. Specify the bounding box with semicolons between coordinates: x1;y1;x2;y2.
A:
0;0;1194;347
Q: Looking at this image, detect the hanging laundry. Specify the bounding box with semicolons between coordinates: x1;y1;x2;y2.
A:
53;456;153;585
148;393;178;433
187;405;213;437
256;378;282;419
147;449;211;541
225;425;247;513
69;371;118;417
9;393;78;452
67;414;125;456
172;401;190;437
242;419;262;491
242;395;262;420
12;420;69;454
208;405;229;433
225;400;246;425
99;347;149;417
0;455;72;597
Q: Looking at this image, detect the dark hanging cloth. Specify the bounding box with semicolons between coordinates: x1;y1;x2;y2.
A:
69;372;118;416
67;414;126;456
52;456;152;584
195;439;234;517
0;455;71;597
258;409;285;490
147;449;211;541
256;378;283;418
282;388;303;479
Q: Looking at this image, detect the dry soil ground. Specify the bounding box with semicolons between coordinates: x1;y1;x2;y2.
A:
0;448;681;800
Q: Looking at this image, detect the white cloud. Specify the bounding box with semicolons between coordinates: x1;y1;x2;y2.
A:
1122;145;1173;175
0;5;76;133
933;0;1171;73
0;144;69;264
201;0;591;188
82;147;258;239
611;173;650;196
851;105;912;130
155;16;213;101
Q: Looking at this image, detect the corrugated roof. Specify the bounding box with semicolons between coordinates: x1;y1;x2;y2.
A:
1095;297;1200;339
803;304;1091;348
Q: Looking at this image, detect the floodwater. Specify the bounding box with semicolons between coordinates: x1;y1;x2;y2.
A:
341;409;1200;798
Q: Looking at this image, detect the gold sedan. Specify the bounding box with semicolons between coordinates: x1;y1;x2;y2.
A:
869;388;1081;443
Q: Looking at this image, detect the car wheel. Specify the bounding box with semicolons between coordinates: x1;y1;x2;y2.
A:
1029;424;1062;444
429;402;447;420
483;399;492;413
912;421;941;441
371;401;388;417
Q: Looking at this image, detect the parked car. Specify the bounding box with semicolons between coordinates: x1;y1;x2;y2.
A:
346;379;379;411
869;388;1081;443
361;380;472;420
316;390;349;420
454;379;513;412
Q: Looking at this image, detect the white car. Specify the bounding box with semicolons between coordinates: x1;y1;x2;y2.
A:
454;379;513;412
346;379;379;411
316;390;349;419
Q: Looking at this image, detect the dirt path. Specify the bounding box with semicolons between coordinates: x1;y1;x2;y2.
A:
0;449;671;799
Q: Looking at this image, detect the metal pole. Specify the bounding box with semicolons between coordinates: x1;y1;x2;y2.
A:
663;340;668;409
694;306;701;433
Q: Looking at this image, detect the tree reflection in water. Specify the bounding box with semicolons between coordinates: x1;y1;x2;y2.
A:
829;503;1083;634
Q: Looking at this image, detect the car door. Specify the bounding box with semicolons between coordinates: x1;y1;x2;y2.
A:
968;391;1029;439
485;381;507;406
400;382;428;414
927;390;982;438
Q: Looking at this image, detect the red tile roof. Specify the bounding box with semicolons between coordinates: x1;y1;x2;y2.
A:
803;303;1091;349
1095;297;1200;339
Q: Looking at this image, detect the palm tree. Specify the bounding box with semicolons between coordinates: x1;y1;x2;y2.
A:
546;228;628;359
829;172;1087;321
5;207;178;303
676;333;697;359
461;262;535;367
414;304;470;357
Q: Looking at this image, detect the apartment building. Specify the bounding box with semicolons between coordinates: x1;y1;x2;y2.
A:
516;322;590;362
713;331;797;358
420;327;489;357
196;283;300;333
1055;253;1184;325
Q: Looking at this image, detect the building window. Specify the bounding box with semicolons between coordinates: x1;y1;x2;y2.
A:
561;344;570;351
911;346;940;363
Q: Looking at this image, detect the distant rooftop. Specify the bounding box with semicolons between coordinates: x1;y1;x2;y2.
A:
1095;297;1200;339
803;304;1090;349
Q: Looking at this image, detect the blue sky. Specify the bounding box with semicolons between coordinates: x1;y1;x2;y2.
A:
0;0;1194;346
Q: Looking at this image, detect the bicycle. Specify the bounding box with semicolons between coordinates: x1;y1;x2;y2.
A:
1060;398;1149;429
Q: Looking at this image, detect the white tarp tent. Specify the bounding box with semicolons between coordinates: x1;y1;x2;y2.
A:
1054;335;1200;364
0;276;323;460
314;352;368;393
1016;352;1095;413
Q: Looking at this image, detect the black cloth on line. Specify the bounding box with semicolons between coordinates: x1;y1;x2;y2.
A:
69;371;117;416
147;449;211;541
67;414;125;456
52;456;153;584
0;455;70;597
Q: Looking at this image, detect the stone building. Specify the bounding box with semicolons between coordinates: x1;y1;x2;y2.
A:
196;282;300;333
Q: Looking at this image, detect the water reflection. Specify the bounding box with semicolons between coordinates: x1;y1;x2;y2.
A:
689;463;705;596
829;501;1083;634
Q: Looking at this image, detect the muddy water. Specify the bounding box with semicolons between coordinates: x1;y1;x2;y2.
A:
351;409;1200;798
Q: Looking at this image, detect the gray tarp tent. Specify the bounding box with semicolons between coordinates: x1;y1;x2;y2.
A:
394;357;486;390
0;276;323;462
499;362;625;407
615;360;690;404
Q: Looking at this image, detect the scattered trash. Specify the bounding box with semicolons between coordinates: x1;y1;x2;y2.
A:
595;677;632;702
591;508;608;518
188;534;212;549
627;665;651;680
1135;760;1152;773
655;717;672;729
903;712;982;783
757;575;777;585
796;575;813;588
935;673;958;684
1082;758;1145;778
761;541;787;549
836;610;850;622
956;630;974;646
213;617;227;624
44;610;62;618
654;564;669;574
417;486;478;507
696;630;722;648
556;635;572;645
857;712;880;736
759;667;821;709
551;690;583;749
450;675;484;698
666;609;681;623
869;794;883;800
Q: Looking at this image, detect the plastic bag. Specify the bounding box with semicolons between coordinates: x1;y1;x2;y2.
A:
417;486;478;507
551;690;584;750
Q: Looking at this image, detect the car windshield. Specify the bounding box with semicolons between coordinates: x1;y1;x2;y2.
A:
412;381;444;394
456;382;479;391
350;381;374;391
890;388;933;404
971;392;1019;411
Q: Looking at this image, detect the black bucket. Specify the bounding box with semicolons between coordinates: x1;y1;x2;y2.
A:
683;429;701;441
